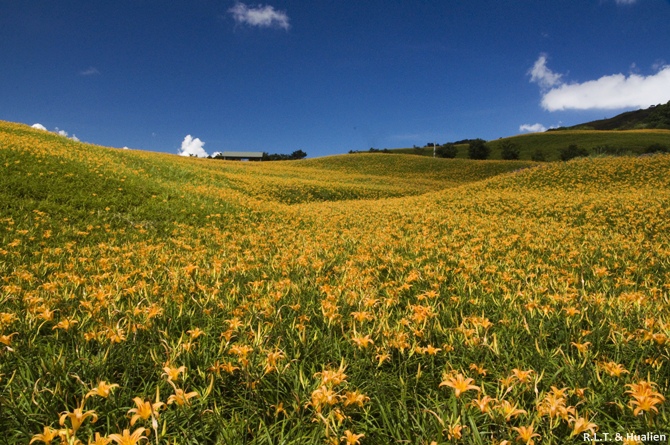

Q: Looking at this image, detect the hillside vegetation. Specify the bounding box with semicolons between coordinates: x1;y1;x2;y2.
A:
1;121;670;444
557;100;670;131
392;129;670;161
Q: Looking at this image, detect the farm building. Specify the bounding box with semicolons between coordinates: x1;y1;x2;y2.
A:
218;151;264;161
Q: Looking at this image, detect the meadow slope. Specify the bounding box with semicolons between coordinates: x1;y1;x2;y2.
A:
393;129;670;161
1;121;669;444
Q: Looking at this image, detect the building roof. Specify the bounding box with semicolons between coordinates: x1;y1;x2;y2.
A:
220;151;264;158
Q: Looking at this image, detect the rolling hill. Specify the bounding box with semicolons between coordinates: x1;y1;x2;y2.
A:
554;100;670;131
386;102;670;161
2;120;670;443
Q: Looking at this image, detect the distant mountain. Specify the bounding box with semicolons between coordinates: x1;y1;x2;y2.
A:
551;100;670;131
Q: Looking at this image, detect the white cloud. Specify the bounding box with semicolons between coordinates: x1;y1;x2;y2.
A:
519;123;547;133
80;67;100;76
54;127;80;142
528;54;563;89
529;54;670;111
229;2;290;30
178;135;208;158
32;123;81;140
541;66;670;111
615;0;637;4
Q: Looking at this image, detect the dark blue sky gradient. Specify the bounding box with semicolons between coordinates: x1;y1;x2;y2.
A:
1;0;669;157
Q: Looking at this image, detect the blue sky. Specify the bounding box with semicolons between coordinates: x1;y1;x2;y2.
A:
2;0;670;158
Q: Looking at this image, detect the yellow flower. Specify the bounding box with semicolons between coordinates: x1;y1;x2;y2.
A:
264;349;285;373
351;334;374;349
52;318;78;331
629;395;664;416
341;390;370;407
128;396;165;425
310;386;339;412
350;311;373;323
86;381;119;399
375;352;390;367
88;432;111;445
317;361;348;387
167;386;198;406
30;426;58;444
469;363;487;376
571;341;591;354
162;365;186;382
599;361;628;377
0;332;17;346
470;395;495;413
439;373;480;398
340;430;364;445
59;405;98;433
187;327;205;339
625;380;666;416
569;416;598;437
496;400;527;422
108;428;148;445
447;423;465;440
511;368;534;384
511;424;540;445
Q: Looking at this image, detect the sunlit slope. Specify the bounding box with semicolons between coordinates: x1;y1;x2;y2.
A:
487;129;670;160
0;121;536;208
2;120;670;443
297;152;534;185
394;129;670;160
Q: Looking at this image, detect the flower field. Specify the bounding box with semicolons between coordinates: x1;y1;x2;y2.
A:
1;121;669;444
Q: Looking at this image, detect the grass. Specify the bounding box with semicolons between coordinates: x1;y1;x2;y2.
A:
390;129;670;161
1;120;669;444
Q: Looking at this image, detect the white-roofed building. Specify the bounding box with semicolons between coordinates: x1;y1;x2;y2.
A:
218;151;264;161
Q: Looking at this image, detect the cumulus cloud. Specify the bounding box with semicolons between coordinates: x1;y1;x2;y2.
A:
229;2;290;30
54;127;79;141
541;66;670;111
529;54;670;111
529;54;563;89
519;123;547;133
178;135;208;158
33;124;80;141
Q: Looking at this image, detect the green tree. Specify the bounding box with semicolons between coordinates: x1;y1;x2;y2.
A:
435;143;458;158
468;139;490;160
500;141;521;160
559;144;589;161
531;149;546;162
290;150;307;159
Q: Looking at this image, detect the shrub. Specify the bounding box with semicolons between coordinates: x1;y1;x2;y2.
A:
644;143;669;154
531;149;547;162
592;145;628;156
436;143;458;158
559;144;589;161
500;141;521;160
468;139;490;160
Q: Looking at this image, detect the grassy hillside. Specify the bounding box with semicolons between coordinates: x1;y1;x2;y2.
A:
557;100;670;130
390;129;670;161
1;121;670;444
